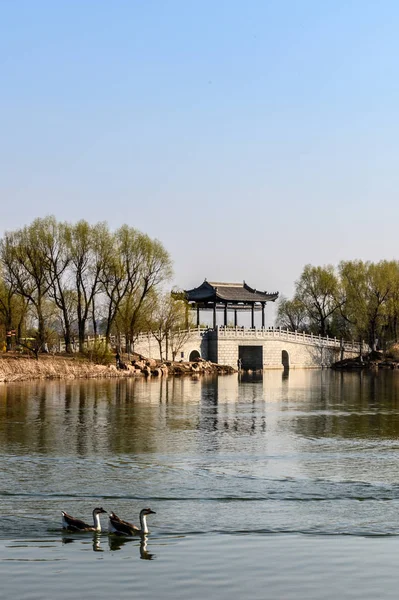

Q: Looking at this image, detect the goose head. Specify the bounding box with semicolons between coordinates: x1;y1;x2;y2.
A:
140;508;156;517
93;507;107;516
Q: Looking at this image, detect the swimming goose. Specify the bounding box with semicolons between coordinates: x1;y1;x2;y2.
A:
61;507;107;532
108;508;156;536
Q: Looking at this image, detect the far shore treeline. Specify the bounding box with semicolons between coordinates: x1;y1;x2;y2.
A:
277;262;399;352
1;216;398;359
0;216;191;359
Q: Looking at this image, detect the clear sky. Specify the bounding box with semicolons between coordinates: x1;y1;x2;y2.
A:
1;0;399;324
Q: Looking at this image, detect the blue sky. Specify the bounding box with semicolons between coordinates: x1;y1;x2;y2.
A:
1;1;399;324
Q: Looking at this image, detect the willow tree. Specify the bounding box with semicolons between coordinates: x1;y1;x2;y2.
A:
0;274;27;350
68;221;109;352
276;295;308;331
295;264;341;336
101;227;172;347
100;225;141;345
0;220;53;350
145;293;189;360
339;260;399;350
36;217;75;352
382;261;399;343
128;234;172;342
114;292;155;353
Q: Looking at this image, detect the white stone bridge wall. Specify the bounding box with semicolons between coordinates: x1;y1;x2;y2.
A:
132;329;206;363
216;328;361;369
132;327;363;369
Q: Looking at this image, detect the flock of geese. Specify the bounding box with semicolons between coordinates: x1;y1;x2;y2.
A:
61;506;156;536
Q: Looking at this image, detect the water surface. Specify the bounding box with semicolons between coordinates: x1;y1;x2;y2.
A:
2;370;399;598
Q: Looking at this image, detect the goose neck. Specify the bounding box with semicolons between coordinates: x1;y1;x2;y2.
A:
93;512;102;532
140;513;149;534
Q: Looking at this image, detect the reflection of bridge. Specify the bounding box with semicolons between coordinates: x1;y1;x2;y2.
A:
133;326;364;370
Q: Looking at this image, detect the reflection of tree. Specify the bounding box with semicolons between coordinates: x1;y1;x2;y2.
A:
0;377;204;458
0;372;332;460
199;377;219;433
290;371;399;440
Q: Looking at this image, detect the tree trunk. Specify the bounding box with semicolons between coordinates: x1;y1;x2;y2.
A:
5;315;12;351
92;297;97;339
78;320;86;353
37;310;46;352
64;324;72;354
158;338;163;361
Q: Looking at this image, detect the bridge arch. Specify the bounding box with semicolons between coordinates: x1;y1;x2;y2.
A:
131;327;364;368
189;349;201;362
282;350;289;369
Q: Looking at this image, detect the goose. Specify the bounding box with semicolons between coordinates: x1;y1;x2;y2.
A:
108;508;156;536
61;507;107;532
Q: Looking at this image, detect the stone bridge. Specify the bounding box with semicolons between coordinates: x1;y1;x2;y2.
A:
133;327;363;370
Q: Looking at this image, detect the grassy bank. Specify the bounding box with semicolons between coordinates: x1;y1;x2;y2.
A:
0;352;236;383
0;353;131;383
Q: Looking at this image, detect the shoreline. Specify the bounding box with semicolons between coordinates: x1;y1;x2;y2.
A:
332;350;399;371
0;353;236;383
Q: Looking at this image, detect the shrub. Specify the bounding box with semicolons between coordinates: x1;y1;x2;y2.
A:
84;340;114;365
385;343;399;361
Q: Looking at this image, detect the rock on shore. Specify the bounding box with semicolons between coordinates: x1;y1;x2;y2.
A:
332;350;399;370
130;355;235;377
0;353;235;383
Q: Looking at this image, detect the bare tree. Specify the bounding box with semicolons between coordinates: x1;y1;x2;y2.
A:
0;220;53;351
101;227;172;348
68;221;108;352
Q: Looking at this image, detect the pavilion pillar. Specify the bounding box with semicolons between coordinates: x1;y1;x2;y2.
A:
213;303;217;329
224;303;228;327
251;303;255;329
185;303;189;328
196;305;200;327
261;302;265;328
234;309;238;327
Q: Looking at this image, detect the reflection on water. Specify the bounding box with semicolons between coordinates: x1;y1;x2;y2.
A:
108;534;155;559
2;371;399;526
3;371;399;598
60;533;155;558
3;371;399;458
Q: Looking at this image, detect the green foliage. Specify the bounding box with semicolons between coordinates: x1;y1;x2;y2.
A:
276;295;308;331
281;260;399;349
83;340;114;365
0;217;173;354
339;260;399;349
295;264;340;337
145;293;192;360
385;343;399;360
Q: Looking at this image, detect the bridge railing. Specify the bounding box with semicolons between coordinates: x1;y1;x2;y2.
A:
130;326;365;353
130;326;208;348
216;326;365;351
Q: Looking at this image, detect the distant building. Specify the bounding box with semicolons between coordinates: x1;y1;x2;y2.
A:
183;280;279;329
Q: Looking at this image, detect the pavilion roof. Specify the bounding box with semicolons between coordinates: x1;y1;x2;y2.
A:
184;280;279;304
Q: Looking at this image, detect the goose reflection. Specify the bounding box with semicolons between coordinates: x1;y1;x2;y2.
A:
108;534;155;559
61;536;74;545
61;533;103;552
92;534;103;552
140;535;155;560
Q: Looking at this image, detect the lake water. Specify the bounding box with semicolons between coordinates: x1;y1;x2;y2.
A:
2;370;399;599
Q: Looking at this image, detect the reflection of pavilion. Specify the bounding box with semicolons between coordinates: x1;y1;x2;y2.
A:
184;280;279;329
